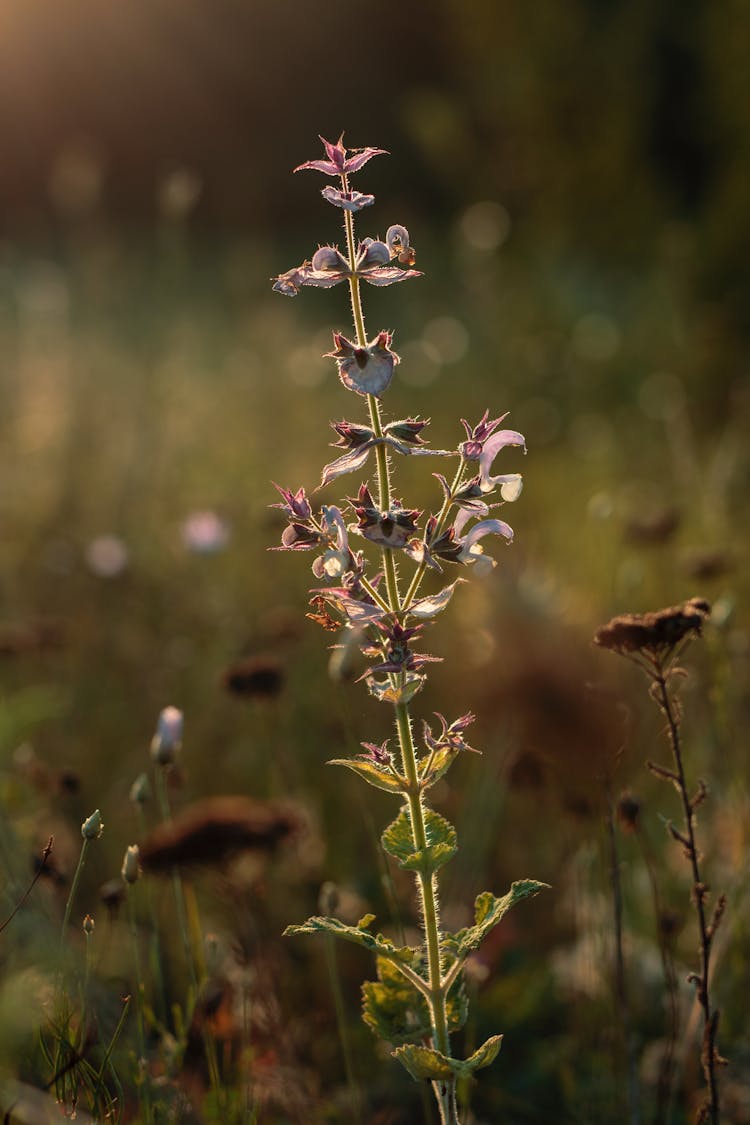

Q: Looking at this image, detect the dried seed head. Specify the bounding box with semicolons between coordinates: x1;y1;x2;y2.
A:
221;656;284;700
593;598;710;658
138;796;303;872
616;791;641;832
100;878;125;916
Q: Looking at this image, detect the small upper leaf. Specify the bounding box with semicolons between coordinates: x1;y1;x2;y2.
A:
327;757;406;795
419;745;459;789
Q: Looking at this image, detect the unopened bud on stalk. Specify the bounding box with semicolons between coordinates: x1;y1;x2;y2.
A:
121;844;141;885
150;706;183;765
318;881;340;915
82;913;95;935
130;772;151;805
81;809;104;840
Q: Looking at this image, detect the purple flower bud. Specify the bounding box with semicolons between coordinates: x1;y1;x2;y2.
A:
272;484;313;521
321;187;375;212
332;420;376;448
150;706;183;765
280;523;322;551
423;712;479;755
351;493;421;550
360;740;392;767
385;417;430;445
294;134;388;177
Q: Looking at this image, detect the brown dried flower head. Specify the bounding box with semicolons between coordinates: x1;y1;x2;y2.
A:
616;790;641;832
139;796;303;872
593;597;710;659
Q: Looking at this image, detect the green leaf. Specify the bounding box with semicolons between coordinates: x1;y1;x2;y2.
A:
361;954;467;1047
456;880;548;958
362;956;431;1046
381;807;457;874
419;746;458;789
284;914;413;963
460;1034;504;1075
393;1044;454;1081
327;758;405;794
393;1034;503;1082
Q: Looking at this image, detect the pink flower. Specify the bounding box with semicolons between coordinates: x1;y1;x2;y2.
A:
460;410;525;497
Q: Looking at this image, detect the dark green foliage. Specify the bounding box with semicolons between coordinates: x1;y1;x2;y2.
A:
361;956;468;1047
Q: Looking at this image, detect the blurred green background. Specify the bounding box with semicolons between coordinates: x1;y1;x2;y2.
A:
0;1;748;1122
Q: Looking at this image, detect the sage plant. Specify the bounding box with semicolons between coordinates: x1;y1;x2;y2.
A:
272;134;544;1124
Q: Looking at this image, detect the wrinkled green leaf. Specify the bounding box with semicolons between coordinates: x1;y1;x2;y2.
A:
327;757;405;794
393;1043;453;1081
362;955;467;1046
362;956;432;1046
456;881;548;958
393;1034;503;1082
382;807;457;874
284;914;413;962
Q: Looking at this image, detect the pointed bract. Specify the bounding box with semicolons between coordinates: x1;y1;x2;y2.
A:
294;134;388;177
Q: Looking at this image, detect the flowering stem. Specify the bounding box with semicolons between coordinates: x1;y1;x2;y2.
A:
341;177;401;614
340;165;457;1121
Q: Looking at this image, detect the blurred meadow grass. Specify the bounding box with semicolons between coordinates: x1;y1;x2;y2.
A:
0;1;748;1120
